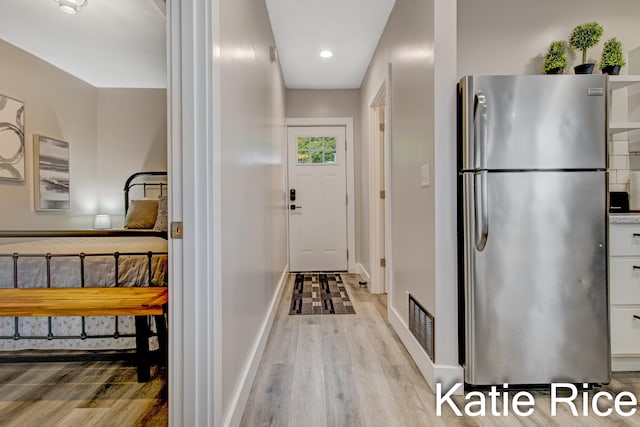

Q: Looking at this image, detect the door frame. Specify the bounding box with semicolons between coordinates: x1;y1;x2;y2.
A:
368;65;392;295
167;0;221;425
285;117;356;273
368;73;390;294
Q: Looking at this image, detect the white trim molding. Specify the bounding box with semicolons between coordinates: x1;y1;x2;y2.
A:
389;305;463;395
224;266;290;427
383;64;393;305
167;0;221;425
367;67;392;294
356;262;371;284
612;356;640;372
285;117;356;274
433;0;459;370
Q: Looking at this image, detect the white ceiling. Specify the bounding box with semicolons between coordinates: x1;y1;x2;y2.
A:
0;0;166;89
265;0;395;89
0;0;395;90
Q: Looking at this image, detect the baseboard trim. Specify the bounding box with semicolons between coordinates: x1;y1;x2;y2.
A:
356;263;370;284
612;355;640;372
389;305;463;395
223;265;289;427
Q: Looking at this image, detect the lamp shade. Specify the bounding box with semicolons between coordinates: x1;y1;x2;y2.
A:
93;214;112;229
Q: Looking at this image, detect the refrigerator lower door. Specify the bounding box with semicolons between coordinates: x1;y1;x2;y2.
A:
463;170;610;385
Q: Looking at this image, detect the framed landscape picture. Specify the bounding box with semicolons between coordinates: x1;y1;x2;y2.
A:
0;95;25;182
34;134;70;211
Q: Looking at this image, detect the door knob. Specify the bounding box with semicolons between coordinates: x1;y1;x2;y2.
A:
290;204;302;210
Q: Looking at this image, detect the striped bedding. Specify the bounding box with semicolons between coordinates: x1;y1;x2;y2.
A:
0;236;167;350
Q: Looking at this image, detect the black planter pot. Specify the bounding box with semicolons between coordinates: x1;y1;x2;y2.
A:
574;63;595;74
602;65;621;75
546;67;564;75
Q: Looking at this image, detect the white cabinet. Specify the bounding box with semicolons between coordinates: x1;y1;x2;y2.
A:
609;221;640;370
607;75;640;141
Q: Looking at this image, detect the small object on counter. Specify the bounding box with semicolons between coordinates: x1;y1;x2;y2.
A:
610;191;629;213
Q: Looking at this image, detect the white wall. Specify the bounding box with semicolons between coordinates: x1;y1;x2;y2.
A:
360;0;459;387
0;40;167;229
0;39;97;228
285;89;364;266
458;0;640;194
361;0;436;320
358;0;462;390
96;88;167;227
458;0;640;77
286;89;360;119
630;48;640;123
219;0;287;422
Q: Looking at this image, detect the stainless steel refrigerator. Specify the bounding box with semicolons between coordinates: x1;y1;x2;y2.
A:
458;75;610;386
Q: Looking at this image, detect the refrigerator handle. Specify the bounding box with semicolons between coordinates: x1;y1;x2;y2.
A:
474;171;488;251
473;92;488;170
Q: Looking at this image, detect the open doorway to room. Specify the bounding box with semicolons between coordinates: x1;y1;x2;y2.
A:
0;1;169;424
368;66;392;295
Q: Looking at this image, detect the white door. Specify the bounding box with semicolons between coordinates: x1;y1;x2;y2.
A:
288;126;348;271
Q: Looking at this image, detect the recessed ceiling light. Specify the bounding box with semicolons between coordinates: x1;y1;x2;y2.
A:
319;50;333;59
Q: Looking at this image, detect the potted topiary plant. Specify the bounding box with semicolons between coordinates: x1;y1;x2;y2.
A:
600;37;626;75
569;21;604;74
543;41;568;74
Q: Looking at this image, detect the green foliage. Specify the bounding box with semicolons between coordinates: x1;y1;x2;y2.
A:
297;136;337;164
600;38;626;69
543;41;567;73
569;21;604;64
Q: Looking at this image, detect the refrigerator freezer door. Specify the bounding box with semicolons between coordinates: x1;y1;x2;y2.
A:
461;75;606;171
463;170;609;385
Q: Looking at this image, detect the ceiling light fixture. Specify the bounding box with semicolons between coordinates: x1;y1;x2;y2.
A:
54;0;88;14
319;50;333;59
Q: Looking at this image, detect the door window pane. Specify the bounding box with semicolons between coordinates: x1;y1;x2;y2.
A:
308;137;323;150
298;151;310;163
297;136;338;165
324;137;336;150
325;151;336;163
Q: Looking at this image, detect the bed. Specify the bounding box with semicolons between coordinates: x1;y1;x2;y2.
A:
0;171;168;351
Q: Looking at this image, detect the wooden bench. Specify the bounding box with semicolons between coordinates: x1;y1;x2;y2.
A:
0;287;168;382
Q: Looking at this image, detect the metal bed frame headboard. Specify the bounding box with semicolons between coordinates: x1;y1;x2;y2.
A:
124;171;168;213
0;170;169;344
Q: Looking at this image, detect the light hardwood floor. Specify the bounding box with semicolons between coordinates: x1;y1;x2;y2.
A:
241;274;640;427
2;275;638;426
0;357;166;426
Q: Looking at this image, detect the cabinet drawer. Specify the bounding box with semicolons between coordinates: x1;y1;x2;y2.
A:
610;258;640;304
610;224;640;256
611;308;640;355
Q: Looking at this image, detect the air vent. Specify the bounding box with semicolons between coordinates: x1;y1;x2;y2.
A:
408;294;435;362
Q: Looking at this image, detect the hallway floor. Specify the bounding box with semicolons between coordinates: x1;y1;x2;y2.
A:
241;273;441;426
241;274;640;427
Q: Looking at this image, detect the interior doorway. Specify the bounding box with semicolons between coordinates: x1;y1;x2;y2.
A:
368;67;392;294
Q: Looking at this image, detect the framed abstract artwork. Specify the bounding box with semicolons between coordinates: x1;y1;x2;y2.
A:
0;95;25;182
34;134;70;211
